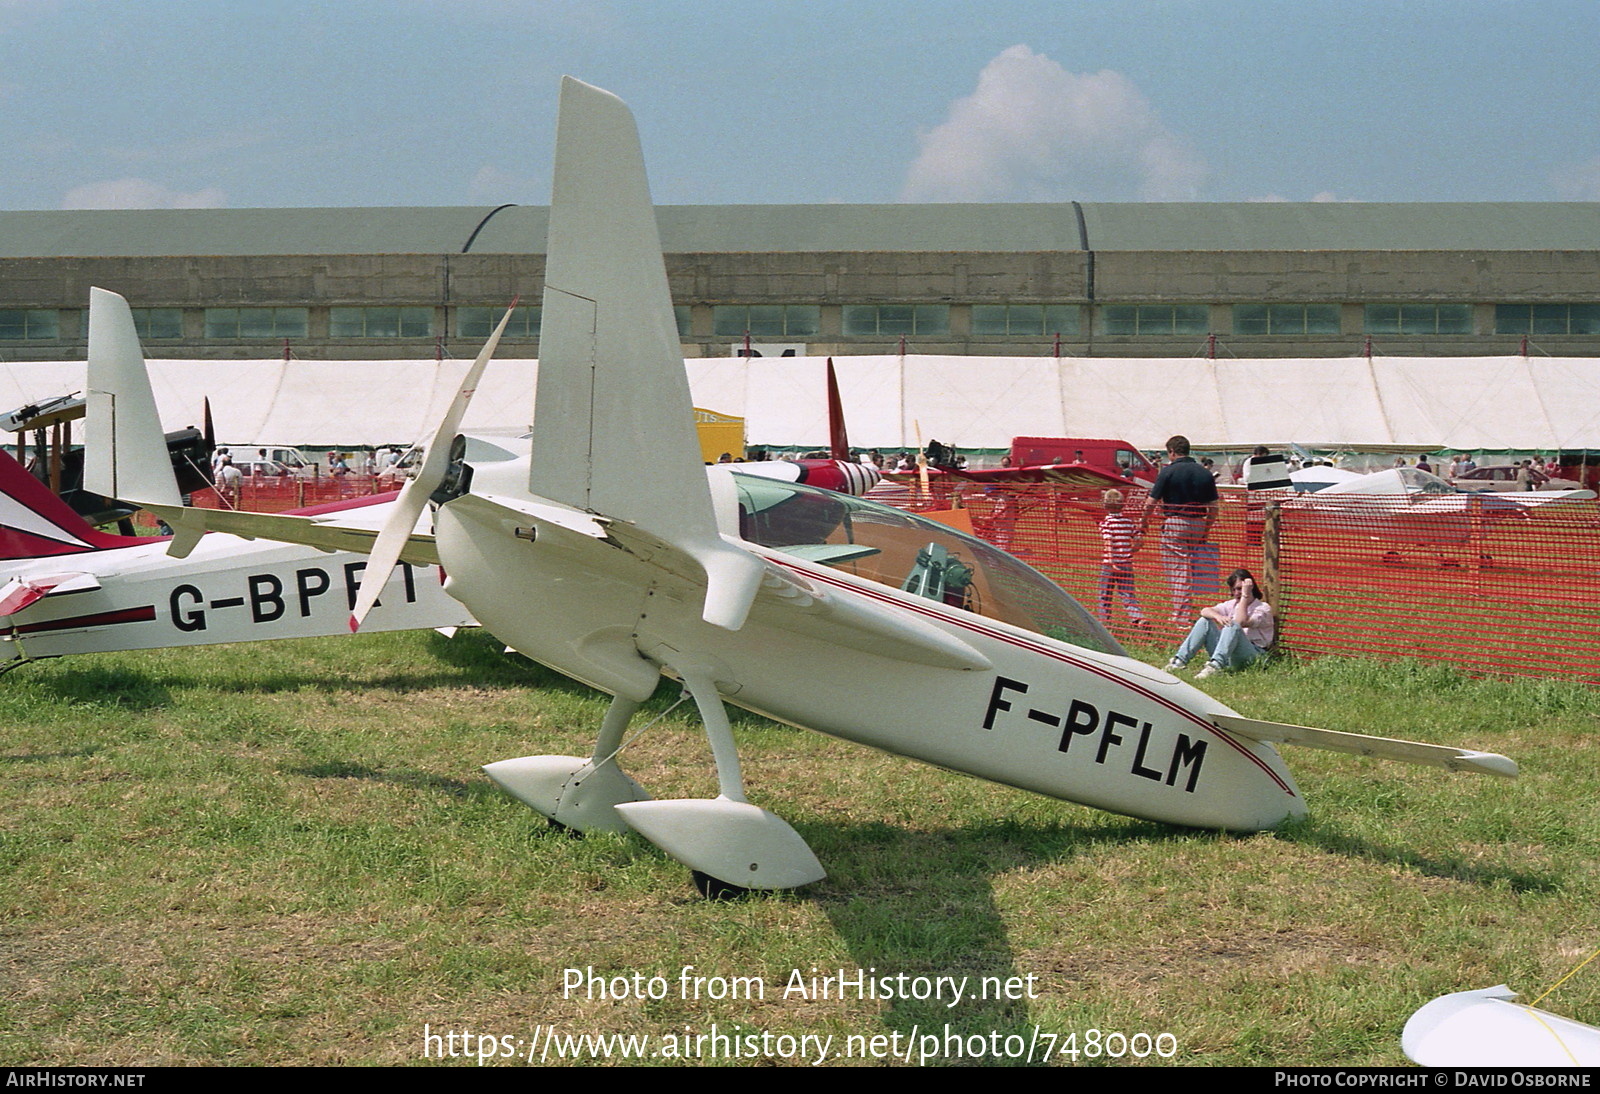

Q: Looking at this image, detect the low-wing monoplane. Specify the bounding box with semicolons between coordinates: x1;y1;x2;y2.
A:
102;78;1516;895
0;292;476;675
1297;465;1594;507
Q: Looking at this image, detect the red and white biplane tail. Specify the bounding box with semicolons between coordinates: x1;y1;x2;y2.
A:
0;449;148;562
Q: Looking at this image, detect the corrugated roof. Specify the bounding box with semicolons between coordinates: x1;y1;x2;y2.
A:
1;202;1598;258
0;207;497;258
650;204;1087;254
1079;202;1600;251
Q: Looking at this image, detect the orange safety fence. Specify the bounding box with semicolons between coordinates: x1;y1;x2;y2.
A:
882;480;1600;683
1273;491;1600;682
192;473;402;514
174;470;1600;683
883;480;1248;640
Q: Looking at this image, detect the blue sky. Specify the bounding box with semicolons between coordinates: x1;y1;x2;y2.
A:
4;0;1599;209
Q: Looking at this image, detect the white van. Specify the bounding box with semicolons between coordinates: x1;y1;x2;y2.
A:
222;444;316;475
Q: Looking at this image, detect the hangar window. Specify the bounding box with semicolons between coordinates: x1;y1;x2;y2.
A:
1494;303;1600;336
0;309;59;340
204;308;308;339
1364;304;1471;335
971;304;1080;336
712;305;820;338
132;309;183;340
1233;304;1340;336
842;304;950;337
330;307;433;338
1100;304;1207;336
457;305;540;339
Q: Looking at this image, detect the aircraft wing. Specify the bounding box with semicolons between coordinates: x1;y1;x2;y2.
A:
141;502;439;567
883;466;1134;490
0;572;102;616
1212;714;1516;777
1501;488;1597;506
526;78;764;633
446;490;992;673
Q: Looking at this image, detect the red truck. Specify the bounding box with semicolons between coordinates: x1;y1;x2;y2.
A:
1007;437;1161;487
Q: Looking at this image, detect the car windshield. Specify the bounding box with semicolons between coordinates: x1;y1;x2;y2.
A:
731;474;1123;656
1397;467;1460;494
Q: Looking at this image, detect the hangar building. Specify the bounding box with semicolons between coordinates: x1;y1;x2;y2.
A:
3;202;1600;362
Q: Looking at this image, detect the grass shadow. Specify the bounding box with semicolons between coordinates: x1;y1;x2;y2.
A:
0;748;104;764
797;814;1192;1064
16;665;173;710
287;760;487;799
1274;817;1561;893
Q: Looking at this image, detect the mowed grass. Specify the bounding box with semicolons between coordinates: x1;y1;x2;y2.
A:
2;631;1597;1066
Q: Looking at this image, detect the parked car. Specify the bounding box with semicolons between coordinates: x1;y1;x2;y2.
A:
1453;465;1583;492
231;459;294;478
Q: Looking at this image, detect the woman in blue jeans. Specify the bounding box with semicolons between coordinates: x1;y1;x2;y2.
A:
1165;568;1275;680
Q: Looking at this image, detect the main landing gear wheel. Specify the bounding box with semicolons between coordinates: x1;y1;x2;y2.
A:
615;662;825;897
691;870;755;901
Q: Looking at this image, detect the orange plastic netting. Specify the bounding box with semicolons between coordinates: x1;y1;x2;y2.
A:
186;472;1599;682
883;480;1600;682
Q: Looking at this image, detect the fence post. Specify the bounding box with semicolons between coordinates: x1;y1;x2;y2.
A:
1469;492;1486;583
1263;501;1283;647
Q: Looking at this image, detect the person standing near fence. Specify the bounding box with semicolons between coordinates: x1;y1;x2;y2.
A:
1097;489;1147;629
1140;434;1219;626
216;456;242;508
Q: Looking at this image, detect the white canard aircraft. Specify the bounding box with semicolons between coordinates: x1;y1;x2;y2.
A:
95;78;1516;894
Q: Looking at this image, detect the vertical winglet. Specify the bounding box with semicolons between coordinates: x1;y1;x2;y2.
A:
83;288;183;508
531;77;763;630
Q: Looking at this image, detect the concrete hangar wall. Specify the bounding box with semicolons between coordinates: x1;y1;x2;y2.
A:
3;202;1600;362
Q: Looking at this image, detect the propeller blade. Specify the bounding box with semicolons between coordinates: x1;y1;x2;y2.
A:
348;300;518;631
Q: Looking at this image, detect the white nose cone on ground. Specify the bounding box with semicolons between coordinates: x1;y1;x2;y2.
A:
1403;986;1600;1066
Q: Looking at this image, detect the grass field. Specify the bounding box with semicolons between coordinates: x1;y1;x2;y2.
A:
3;630;1597;1066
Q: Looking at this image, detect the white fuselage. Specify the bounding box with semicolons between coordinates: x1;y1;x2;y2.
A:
1;525;472;662
436;459;1306;832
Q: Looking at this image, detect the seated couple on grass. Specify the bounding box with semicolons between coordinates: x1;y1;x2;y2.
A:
1166;568;1275;681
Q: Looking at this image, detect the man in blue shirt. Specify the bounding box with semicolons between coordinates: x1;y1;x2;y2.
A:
1139;435;1219;625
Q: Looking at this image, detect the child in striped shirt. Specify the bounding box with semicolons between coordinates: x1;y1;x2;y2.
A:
1098;489;1146;628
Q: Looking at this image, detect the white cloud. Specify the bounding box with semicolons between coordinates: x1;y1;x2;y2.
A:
60;178;227;210
1551;157;1600;200
1248;191;1355;203
467;164;538;204
900;45;1207;202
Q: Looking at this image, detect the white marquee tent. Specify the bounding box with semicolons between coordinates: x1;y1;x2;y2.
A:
1;354;1594;454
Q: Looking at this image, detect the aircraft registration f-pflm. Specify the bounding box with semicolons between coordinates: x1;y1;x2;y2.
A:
99;78;1516;895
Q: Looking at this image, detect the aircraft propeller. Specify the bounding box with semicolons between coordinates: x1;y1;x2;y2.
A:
348;300;519;632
